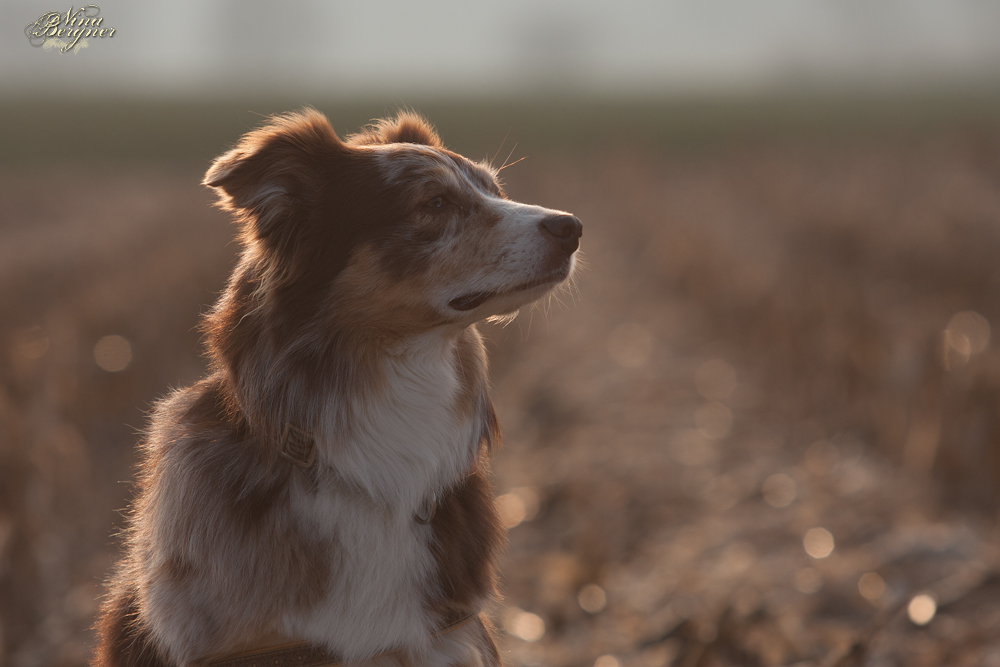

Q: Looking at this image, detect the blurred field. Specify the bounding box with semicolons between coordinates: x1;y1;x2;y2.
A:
3;97;1000;666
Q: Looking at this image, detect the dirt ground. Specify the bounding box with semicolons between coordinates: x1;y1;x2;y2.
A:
3;124;1000;666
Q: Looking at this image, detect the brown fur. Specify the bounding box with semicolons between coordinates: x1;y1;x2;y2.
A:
346;112;444;148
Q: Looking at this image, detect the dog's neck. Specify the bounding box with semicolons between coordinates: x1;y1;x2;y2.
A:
312;328;479;511
214;277;489;511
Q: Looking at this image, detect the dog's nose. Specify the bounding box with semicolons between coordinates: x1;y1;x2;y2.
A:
539;214;583;254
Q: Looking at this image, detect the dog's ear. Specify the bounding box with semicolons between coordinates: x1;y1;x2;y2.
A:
347;111;442;147
204;109;341;246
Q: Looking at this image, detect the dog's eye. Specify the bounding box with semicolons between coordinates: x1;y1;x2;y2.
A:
425;196;448;209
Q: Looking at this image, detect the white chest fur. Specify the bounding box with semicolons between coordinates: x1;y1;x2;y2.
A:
286;331;477;657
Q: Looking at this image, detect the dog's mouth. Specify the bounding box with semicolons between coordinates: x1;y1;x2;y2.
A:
448;273;565;312
448;291;494;311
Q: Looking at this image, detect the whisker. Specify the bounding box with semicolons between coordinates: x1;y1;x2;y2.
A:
497;156;528;172
490;127;513;167
499;143;519;171
486;311;519;327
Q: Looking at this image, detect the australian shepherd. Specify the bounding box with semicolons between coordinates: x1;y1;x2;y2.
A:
93;109;581;667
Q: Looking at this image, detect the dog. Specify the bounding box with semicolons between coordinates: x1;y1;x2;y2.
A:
93;109;582;667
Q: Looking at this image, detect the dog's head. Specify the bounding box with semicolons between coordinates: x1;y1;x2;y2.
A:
204;109;581;337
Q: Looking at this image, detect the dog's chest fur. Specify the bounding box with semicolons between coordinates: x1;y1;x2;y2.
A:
321;332;479;510
285;332;478;657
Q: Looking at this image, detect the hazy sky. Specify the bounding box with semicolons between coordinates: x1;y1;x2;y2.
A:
5;0;1000;98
